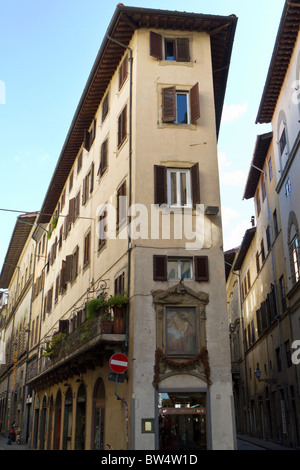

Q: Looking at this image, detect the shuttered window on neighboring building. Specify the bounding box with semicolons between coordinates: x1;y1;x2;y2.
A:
98;138;108;177
118;105;127;148
161;83;200;124
119;55;128;90
117;180;126;228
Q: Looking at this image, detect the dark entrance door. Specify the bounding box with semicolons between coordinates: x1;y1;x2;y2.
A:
158;391;207;450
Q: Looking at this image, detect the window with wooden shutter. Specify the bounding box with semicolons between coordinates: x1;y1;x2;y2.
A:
154;165;167;205
176;38;190;62
68;198;76;224
47;287;53;313
119;55;128;89
153;255;167;281
118;105;127;148
98;209;107;250
82;176;87;206
150;31;163;60
84;128;90;151
64;255;73;283
71;246;79;282
117;181;127;228
114;272;125;294
190;82;200;123
83;231;91;267
59;320;69;335
102;92;109;122
98;139;108;177
83;119;96;151
162;87;176;123
77;150;83;174
194;256;209;281
60;261;66;293
191;162;200;207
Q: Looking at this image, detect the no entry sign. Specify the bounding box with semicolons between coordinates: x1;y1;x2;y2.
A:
109;353;128;374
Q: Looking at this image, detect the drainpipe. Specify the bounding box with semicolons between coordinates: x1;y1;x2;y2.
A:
106;34;133;352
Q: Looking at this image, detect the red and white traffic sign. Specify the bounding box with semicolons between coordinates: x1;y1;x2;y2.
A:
109;353;128;374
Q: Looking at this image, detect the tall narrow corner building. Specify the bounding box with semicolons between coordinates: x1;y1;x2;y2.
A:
0;5;238;451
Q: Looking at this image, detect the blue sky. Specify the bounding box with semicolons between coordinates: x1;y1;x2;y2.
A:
0;0;285;273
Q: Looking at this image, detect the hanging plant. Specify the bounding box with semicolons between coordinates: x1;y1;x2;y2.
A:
51;216;58;231
108;291;129;308
47;229;52;240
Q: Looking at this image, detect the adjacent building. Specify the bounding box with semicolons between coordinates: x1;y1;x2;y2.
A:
226;0;300;448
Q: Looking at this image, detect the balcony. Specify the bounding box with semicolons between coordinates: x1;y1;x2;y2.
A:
26;312;126;388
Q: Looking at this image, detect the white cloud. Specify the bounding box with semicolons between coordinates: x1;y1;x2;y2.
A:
221;169;247;189
223;219;251;251
221;206;239;229
221;103;248;123
218;151;232;171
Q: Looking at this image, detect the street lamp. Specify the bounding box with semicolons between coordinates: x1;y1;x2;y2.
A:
254;367;277;385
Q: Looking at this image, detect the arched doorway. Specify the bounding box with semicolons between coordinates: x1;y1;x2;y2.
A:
32;395;40;449
39;395;47;450
92;378;105;449
63;387;73;450
75;383;86;450
53;390;62;450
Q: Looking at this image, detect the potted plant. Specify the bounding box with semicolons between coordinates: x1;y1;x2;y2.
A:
108;291;128;334
86;293;109;319
42;332;66;359
100;310;113;333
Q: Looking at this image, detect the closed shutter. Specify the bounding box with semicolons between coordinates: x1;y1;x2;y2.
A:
150;31;163;60
153;255;167;281
191;162;200;207
60;261;66;292
82;176;87;205
90;162;94;193
118;106;127;148
83;128;90;151
176;38;190;62
98;139;108;176
68;198;75;224
65;255;73;283
194;256;209;281
162;87;176;123
154;165;167;205
190;82;200;123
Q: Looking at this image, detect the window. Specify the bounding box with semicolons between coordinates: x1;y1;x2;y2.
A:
119;55;128;90
167;258;193;280
266;226;271;252
161;84;200;124
115;272;125;294
117;181;126;228
261;178;266;202
167;168;191;207
83;231;91;267
98;208;107;250
118;105;127;148
82;163;94;205
291;235;300;283
261;239;265;263
65;246;79;284
276;347;282;372
273;210;279;238
102;92;109;122
285;340;292;368
69;170;74;193
150;31;190;62
256;190;261;217
154;163;200;208
83;119;97;152
153;255;208;282
256;251;260;274
77;150;83;174
98;138;108;178
279;128;287;156
166;307;197;355
268;156;273;181
279;275;286;312
285;177;291;197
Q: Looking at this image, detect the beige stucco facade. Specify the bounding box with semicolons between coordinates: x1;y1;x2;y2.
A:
0;6;237;451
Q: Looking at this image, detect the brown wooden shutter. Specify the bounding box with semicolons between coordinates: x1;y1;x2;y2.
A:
191;162;200;207
194;256;209;281
154;165;167;205
162;87;176;123
176;38;190;62
82;176;87;205
59;319;69;335
98;139;108;176
190;82;200;124
60;261;66;292
90;162;94;193
83;129;90;151
153;255;167;281
65;255;73;283
150;31;163;60
68;198;75;224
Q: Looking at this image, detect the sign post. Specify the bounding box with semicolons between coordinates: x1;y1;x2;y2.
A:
108;353;129;449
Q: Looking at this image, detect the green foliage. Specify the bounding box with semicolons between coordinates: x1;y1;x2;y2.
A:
42;332;66;358
108;291;129;308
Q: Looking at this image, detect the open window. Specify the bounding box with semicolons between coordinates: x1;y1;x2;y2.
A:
150;31;190;62
161;84;200;124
